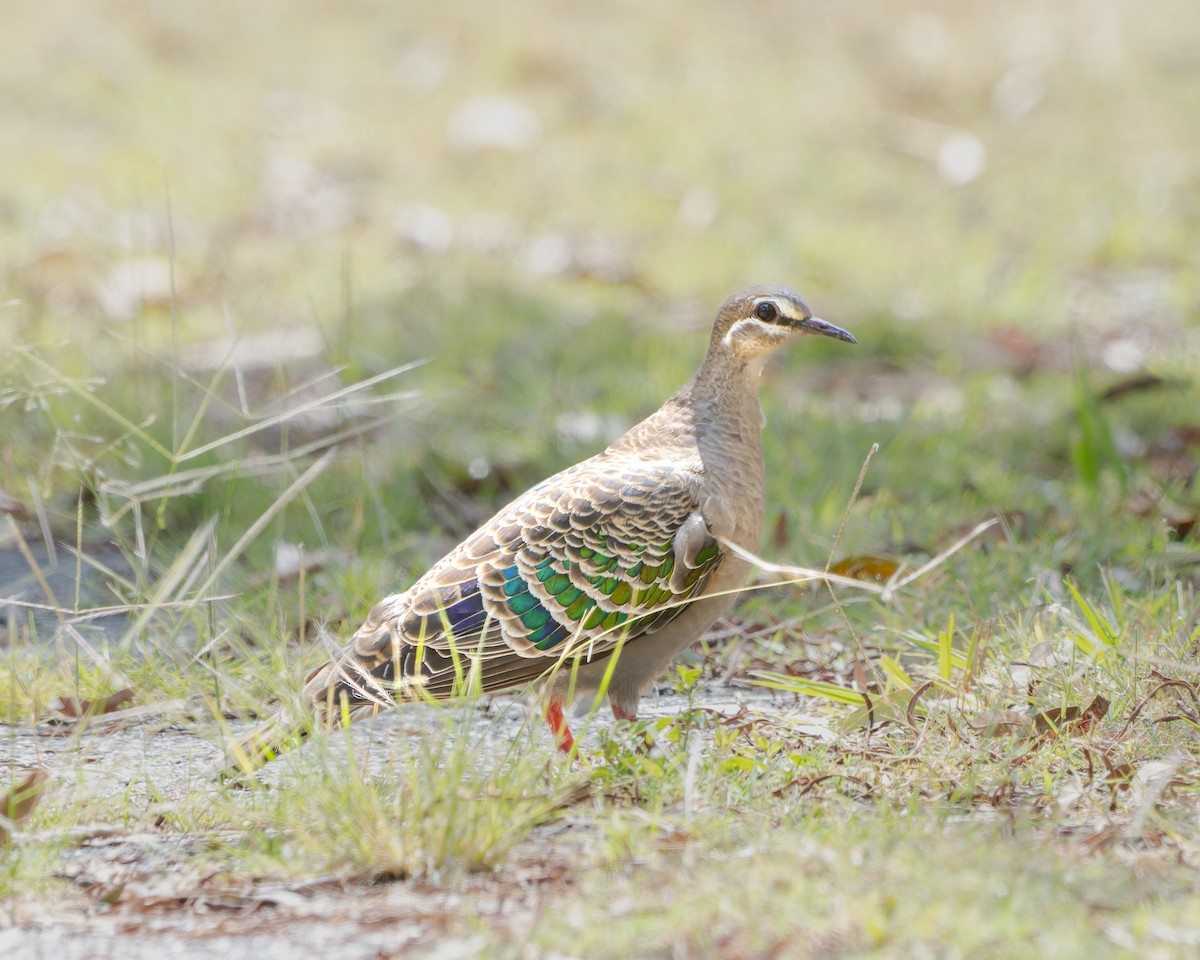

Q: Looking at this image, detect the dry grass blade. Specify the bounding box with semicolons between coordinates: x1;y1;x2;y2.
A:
879;518;999;600
717;538;888;595
774;773;874;800
13;342;174;459
0;595;234;623
826;442;879;570
5;515;59;609
719;518;999;603
184;450;336;614
113;517;216;648
99;416;393;507
173;359;427;463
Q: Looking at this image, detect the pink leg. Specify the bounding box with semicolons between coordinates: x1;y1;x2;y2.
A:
545;699;575;753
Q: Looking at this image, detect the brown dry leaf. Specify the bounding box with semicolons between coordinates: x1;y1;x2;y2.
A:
852;658;872;693
1160;503;1197;539
771;510;791;551
1146;442;1198;489
0;489;27;518
1033;695;1109;737
1125;488;1196;538
1136;419;1200;487
1161;508;1200;540
1099;373;1167;402
828;555;900;582
1128;489;1165;519
1105;761;1137;787
51;687;136;719
0;767;50;844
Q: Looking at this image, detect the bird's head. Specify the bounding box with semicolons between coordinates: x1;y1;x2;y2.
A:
709;284;856;367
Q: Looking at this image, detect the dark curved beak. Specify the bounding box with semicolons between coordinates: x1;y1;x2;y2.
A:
797;316;856;345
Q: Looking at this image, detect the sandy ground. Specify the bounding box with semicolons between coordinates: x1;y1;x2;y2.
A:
1;532;815;958
1;684;803;959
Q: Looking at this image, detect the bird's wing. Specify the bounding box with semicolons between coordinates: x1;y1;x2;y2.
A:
309;457;722;705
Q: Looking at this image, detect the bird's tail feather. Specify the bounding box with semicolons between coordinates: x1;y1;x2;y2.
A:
216;710;314;780
214;656;384;781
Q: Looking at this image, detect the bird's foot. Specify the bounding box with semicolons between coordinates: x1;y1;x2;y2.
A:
545;699;576;754
610;703;637;722
610;703;654;754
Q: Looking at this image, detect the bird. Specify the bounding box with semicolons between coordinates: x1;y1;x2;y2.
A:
221;285;855;776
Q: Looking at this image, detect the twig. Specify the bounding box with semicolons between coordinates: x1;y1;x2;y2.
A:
718;539;888;595
826;443;878;573
880;518;999;601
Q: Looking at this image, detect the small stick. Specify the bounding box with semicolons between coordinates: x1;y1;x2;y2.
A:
880;518;999;602
826;443;878;572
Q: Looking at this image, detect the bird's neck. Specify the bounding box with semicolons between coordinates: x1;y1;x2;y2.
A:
683;353;767;429
608;353;768;460
683;354;768;545
606;352;768;548
651;360;768;480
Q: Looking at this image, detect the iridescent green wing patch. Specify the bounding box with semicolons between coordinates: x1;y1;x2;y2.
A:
499;534;721;651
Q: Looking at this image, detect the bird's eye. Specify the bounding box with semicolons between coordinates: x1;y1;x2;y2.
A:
754;301;778;322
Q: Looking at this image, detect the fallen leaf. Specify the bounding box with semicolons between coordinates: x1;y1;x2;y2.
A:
771;510;791;551
1146;443;1198;489
1100;373;1167;402
51;687;136;719
0;768;50;844
987;326;1043;374
1129;749;1189;808
0;490;27;518
1033;695;1109;737
1126;490;1161;519
841;689;912;732
852;658;872;692
1161;505;1196;539
828;555;900;582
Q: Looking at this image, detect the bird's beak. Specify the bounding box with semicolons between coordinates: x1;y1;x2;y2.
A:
796;316;857;345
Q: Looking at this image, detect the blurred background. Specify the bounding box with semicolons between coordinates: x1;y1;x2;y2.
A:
1;0;1198;640
5;5;1200;947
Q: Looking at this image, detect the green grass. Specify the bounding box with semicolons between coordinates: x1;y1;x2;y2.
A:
3;0;1200;955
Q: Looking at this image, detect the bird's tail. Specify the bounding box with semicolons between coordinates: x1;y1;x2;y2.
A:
216;709;314;780
214;655;390;781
